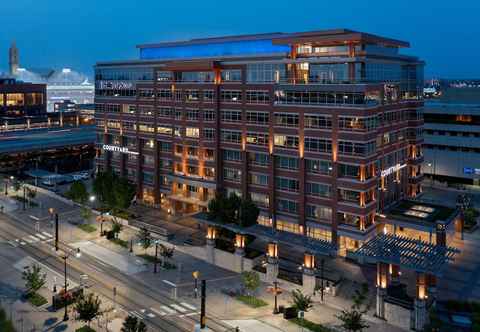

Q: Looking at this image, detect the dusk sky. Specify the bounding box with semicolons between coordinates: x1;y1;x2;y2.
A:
1;0;478;79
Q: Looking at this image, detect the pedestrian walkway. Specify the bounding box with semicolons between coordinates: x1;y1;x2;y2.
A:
130;301;199;320
7;231;54;247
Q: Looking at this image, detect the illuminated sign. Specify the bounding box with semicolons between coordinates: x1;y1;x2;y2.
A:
381;163;406;177
102;144;139;155
98;81;134;90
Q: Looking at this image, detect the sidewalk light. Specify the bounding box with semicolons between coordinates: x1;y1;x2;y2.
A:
193;271;200;299
89;195;96;203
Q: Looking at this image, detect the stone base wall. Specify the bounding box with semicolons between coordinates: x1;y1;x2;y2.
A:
385;301;413;331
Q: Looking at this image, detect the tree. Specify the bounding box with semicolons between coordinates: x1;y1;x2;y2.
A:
80;206;93;222
137;227;152;252
22;264;46;295
241;271;260;296
93;171;135;212
159;244;174;267
13;180;21;192
74;293;102;327
239;198;260;228
291;289;313;312
111;219;123;238
207;192;259;228
66;181;89;204
336;283;370;332
121;315;147;332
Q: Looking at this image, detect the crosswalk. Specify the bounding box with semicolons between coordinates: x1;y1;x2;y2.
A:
8;231;54;247
129;302;199;320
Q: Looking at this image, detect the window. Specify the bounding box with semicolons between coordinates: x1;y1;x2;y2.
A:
304;115;332;129
138;106;154;116
246;132;269;146
246;91;270;104
247;63;286;83
157;71;172;81
275;156;299;170
135;124;155;133
338;141;376;156
338;213;360;228
186;109;199;121
275;90;370;106
277;199;298;214
338;189;361;204
221;70;242;82
177;71;214;82
221;130;242;143
186;127;200;138
274;135;299;149
203;90;214;102
187;147;198;158
158;107;172;118
223;149;242;162
339;164;360;178
249;173;268;186
220;90;242;103
24;93;43;105
221;110;242;123
143;172;154;184
339;116;378;131
204;149;215;160
143;155;154;166
185;90;200;102
304;138;331;153
203;128;215;141
5;93;24;106
251;193;269;207
305;159;332;175
306;182;331;198
246;111;269;125
306;205;332;221
157;89;172;100
175;109;183;120
249;152;269;166
203;110;215;122
223;168;241;182
276;177;299;193
157;126;172;135
274;113;299;127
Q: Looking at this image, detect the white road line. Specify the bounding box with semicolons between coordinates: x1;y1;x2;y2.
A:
129;311;143;320
35;233;47;240
170;304;187;313
28;235;39;242
149;307;166;316
180;302;196;311
42;232;53;237
44;239;54;243
24;238;33;243
147;313;155;318
160;305;176;315
8;241;18;247
20;241;27;245
185;312;197;317
29;215;40;221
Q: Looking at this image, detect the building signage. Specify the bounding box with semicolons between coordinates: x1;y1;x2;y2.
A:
102;144;139;155
381;163;407;177
98;81;134;90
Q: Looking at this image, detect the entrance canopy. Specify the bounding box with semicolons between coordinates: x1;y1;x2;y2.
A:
348;233;460;276
193;212;337;256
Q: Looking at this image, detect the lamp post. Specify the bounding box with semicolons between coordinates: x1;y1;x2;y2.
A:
192;271;200;299
55;213;59;251
59;248;81;321
273;281;279;314
22;184;26;211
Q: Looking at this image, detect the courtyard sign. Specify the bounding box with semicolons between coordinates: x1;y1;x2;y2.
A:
98;81;134;90
102;144;139;155
381;163;407;177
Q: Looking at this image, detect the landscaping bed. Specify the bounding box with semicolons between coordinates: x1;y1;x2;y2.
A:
109;238;129;248
76;326;96;332
137;254;176;269
77;224;97;233
236;294;268;308
0;308;15;332
291;317;332;332
25;292;48;307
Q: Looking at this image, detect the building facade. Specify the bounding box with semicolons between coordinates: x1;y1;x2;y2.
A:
424;97;480;186
0;78;46;119
95;29;424;251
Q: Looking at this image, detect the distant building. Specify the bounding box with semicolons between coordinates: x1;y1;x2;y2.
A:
9;42;19;76
0;78;46;119
424;90;480;186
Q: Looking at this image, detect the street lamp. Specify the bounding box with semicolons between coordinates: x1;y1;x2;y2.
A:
192;271;200;299
267;281;282;314
59;247;81;321
154;240;159;274
89;195;96;203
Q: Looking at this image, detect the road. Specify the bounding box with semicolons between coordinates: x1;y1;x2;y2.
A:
0;212;231;332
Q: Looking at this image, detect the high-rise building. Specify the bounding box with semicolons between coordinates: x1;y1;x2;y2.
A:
9;42;19;76
95;29;425;249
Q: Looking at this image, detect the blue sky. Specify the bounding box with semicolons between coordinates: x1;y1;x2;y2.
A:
0;0;478;78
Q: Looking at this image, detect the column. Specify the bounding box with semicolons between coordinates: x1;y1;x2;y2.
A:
205;226;216;264
266;242;279;283
389;264;401;285
414;273;428;331
376;262;388;319
427;274;437;306
302;252;316;295
234;234;246;273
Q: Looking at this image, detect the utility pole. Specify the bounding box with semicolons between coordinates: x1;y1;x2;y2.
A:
154;242;159;274
22;185;26;210
320;258;325;302
55;213;59;251
200;280;206;329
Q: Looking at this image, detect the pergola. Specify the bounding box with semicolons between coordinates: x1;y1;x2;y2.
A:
349;233;459;276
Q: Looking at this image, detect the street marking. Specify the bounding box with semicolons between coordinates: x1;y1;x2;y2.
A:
35;233;47;240
20;241;27;245
180;312;198;318
29;215;40;221
160;306;176;315
170;304;187;313
147;313;155;318
129;311;143;320
44;239;54;243
149;307;166;316
8;241;18;247
180;302;196;310
28;235;39;242
24;238;34;243
140;309;146;313
42;232;53;237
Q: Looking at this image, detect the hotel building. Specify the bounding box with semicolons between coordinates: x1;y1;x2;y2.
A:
94;29;425;251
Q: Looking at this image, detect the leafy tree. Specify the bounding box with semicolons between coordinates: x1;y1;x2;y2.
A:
26;187;36;200
111;219;123;238
80;206;93;222
13;180;21;192
241;271;260;296
22;264;46;295
336;283;370;332
74;293;102;327
291;289;313;312
464;208;479;227
137;227;152;252
66;181;89;204
239;197;260;227
121;315;147;332
114;177;136;210
159;244;174;267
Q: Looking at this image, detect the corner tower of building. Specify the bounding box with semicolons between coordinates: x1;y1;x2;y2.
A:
9;41;19;76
